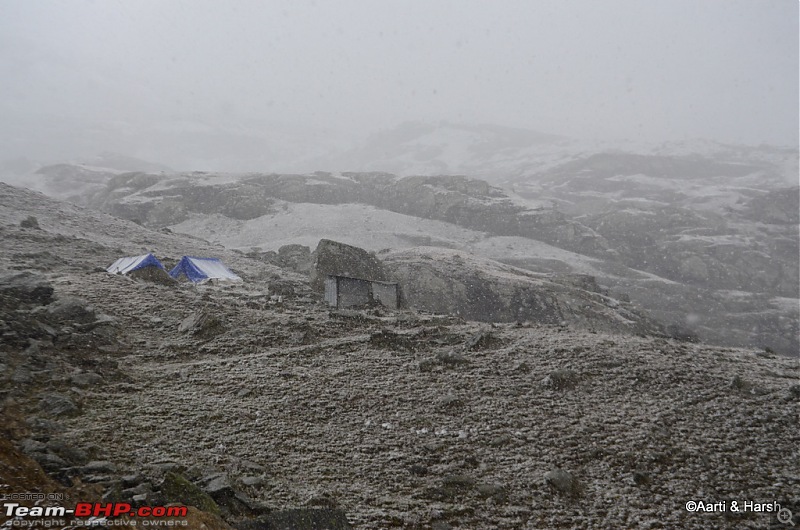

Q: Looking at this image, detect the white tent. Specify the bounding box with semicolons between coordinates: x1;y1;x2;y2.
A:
169;256;242;283
107;253;166;275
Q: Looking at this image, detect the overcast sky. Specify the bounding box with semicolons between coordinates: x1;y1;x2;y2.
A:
0;0;797;168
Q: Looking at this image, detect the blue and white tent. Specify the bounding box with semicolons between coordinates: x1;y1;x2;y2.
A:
169;256;242;283
107;253;166;275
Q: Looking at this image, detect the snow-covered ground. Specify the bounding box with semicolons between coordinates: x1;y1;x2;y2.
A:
169;200;615;279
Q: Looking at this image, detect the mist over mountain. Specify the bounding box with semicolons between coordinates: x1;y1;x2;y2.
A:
8;122;795;357
1;1;798;527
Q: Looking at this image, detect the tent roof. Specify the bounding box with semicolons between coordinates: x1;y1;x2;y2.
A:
169;256;242;283
107;253;166;275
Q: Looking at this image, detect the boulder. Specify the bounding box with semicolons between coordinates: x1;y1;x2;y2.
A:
81;461;117;474
204;475;266;517
382;247;662;336
46;297;96;324
545;468;581;496
39;393;80;418
32;451;68;472
70;371;104;388
20;216;41;229
544;369;581;390
309;239;388;292
0;272;54;307
277;244;312;274
46;439;89;466
179;312;225;338
160;471;220;515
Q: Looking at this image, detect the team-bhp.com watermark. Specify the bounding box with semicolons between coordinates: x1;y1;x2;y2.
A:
685;500;794;526
2;502;189;527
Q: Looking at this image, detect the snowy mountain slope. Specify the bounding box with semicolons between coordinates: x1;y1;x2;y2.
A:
4;121;797;355
307;121;798;185
67;167;796;355
1;180;797;529
170;201;611;278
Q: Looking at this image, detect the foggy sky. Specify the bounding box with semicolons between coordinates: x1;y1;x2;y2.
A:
1;0;797;168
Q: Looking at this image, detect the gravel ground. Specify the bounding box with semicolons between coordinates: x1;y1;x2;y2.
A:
2;183;799;529
53;272;799;529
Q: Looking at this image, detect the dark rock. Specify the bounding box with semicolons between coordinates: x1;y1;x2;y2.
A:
435;350;469;366
121;474;146;488
26;417;66;433
101;484;124;502
545;369;580;390
81;460;117;474
83;475;116;485
383;249;663;337
305;493;338;509
32;452;68;472
424;474;476;501
369;329;415;350
12;366;33;384
475;483;509;502
70;371;104;388
309;239;389;292
512;361;531;373
488;434;513;447
0;271;54;306
441;474;475;489
278;244;312;274
75;314;116;332
47;439;89;466
418;358;438;372
160;471;220;515
178;312;225;338
39;393;80;417
204;475;266;516
36;321;58;338
545;468;581;496
46;297;96;324
122;482;153;498
18;438;47;455
150;462;187;475
408;464;428;476
666;323;700;343
633;471;651;486
204;475;231;494
240;476;266;487
20;216;41;229
438;394;463;409
463;330;497;351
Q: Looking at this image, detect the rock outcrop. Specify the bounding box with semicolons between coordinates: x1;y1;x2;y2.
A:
382;247;661;336
309;239;389;292
0;181;796;529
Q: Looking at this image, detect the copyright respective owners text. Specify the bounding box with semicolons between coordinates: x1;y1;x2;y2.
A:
685;499;795;526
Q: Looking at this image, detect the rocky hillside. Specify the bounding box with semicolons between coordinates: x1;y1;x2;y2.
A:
379;246;660;337
0;183;798;529
1;125;797;356
18;154;796;355
307;122;798;184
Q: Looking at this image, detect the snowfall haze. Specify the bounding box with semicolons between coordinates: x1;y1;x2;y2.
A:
0;0;797;170
1;3;800;527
